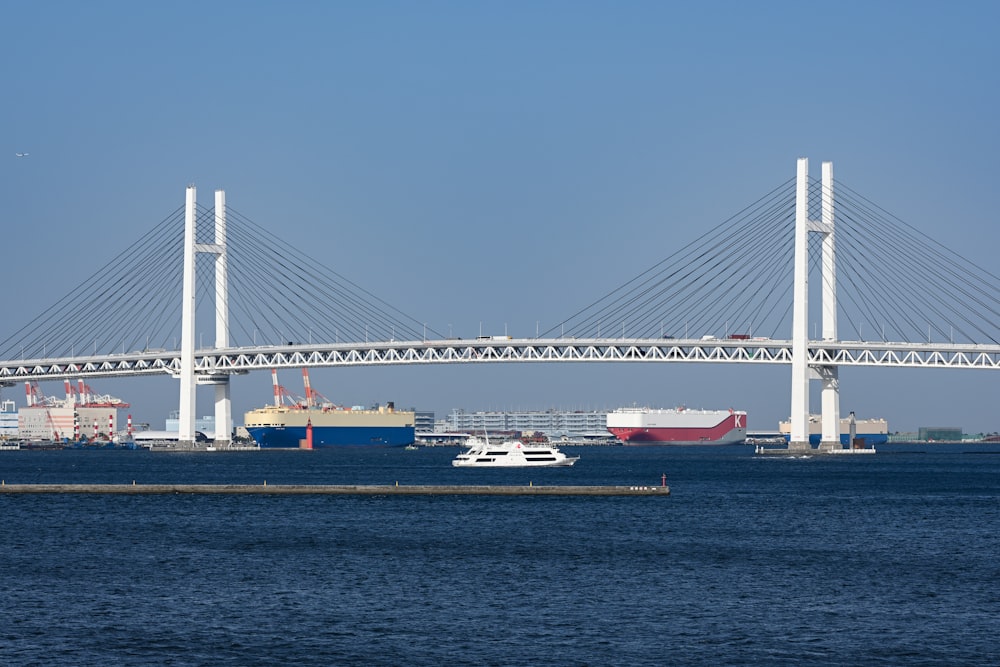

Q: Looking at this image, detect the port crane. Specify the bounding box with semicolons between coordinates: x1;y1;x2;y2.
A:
270;369;337;409
73;379;130;408
270;369;307;407
300;368;336;408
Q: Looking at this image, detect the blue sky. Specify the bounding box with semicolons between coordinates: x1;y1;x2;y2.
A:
3;1;999;433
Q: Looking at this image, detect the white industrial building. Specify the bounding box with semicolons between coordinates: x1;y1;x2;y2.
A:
16;380;130;441
446;408;610;436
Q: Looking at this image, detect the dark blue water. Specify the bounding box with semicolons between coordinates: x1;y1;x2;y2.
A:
2;445;999;666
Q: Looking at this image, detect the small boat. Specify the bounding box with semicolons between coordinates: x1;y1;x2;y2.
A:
452;436;579;467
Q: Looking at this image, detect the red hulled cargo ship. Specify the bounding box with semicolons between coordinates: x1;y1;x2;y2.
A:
606;407;747;445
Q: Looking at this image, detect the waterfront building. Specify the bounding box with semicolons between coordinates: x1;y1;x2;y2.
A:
446;408;609;437
918;426;963;441
165;412;217;438
414;411;435;433
19;406;123;441
1;400;18;438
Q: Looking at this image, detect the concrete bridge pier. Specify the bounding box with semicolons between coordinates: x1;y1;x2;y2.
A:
817;365;841;451
789;158;840;452
177;187;234;449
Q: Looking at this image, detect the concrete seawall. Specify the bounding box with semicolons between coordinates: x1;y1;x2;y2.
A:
0;483;669;496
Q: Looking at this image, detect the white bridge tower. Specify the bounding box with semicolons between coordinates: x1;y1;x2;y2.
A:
178;187;233;448
789;158;841;451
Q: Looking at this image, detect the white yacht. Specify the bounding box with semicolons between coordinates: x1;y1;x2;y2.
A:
452;436;579;467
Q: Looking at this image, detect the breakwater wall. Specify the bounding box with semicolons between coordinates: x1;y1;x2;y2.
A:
0;483;669;496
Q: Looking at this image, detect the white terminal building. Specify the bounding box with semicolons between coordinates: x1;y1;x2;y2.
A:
446;408;611;437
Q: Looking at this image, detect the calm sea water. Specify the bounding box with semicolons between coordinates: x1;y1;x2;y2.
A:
2;445;999;666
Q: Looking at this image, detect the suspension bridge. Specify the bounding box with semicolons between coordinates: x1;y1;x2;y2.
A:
1;158;998;449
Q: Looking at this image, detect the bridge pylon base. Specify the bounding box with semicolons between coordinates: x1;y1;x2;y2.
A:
817;440;842;452
786;440;813;452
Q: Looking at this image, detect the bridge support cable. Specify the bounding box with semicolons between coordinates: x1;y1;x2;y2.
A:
542;177;798;341
0;207;186;361
833;213;952;341
2;189;441;371
218;207;441;346
834;223;948;342
637;196;793;339
831;184;1000;345
679;197;796;339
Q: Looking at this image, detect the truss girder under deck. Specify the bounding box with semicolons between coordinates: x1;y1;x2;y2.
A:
1;338;998;384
